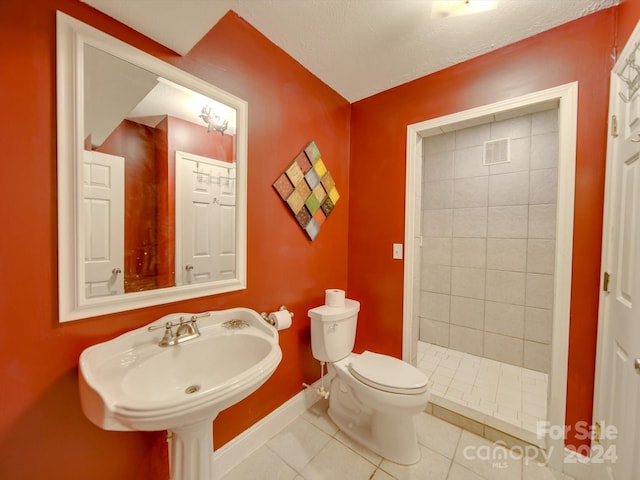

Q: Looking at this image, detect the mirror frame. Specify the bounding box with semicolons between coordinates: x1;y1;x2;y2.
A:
56;12;248;322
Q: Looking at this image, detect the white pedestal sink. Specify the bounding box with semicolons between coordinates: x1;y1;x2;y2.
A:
78;308;282;480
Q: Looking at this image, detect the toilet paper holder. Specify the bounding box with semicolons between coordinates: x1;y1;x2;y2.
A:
260;305;294;326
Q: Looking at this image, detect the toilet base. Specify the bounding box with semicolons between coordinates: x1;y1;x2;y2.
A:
328;378;421;465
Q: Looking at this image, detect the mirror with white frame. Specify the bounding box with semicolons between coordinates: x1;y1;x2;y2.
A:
57;12;248;322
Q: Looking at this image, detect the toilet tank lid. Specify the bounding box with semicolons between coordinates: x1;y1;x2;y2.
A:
308;298;360;321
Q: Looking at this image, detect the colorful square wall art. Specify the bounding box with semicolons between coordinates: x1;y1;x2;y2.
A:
273;141;340;241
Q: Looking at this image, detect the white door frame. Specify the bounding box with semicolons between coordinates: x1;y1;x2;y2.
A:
403;82;578;471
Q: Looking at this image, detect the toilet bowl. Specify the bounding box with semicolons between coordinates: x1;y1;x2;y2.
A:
308;297;430;465
326;351;429;465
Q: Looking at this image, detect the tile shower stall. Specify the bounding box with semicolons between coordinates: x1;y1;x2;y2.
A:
416;108;558;437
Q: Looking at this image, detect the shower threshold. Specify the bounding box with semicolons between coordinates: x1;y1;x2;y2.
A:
417;341;548;447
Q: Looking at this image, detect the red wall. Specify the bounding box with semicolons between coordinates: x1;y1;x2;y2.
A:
348;9;622;450
98;119;160;293
0;1;350;478
2;0;639;477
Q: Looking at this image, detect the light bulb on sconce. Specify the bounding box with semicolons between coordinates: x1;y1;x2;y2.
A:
199;105;229;135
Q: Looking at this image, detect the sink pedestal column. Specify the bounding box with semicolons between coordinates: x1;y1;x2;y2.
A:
169;419;214;480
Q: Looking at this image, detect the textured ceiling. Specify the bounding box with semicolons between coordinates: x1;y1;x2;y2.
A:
82;0;619;102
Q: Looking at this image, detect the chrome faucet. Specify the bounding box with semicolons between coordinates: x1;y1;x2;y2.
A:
148;314;207;347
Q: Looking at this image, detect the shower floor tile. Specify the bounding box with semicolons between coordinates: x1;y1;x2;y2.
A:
417;341;548;437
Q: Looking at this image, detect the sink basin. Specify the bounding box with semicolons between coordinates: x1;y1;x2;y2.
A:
78;307;282;432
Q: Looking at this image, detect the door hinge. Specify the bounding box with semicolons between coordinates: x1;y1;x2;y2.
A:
603;271;610;292
612;115;618;137
594;421;602;443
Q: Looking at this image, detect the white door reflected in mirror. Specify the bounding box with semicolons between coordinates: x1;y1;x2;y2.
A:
175;151;236;287
83;150;124;297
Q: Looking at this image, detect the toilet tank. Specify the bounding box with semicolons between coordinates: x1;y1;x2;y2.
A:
308;299;360;362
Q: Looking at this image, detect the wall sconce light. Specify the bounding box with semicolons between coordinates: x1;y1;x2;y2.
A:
199;105;229;135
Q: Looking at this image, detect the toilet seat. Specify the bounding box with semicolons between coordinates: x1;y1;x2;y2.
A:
348;351;428;394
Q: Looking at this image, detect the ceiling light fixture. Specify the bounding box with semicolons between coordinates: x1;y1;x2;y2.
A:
199;105;229;135
431;0;498;19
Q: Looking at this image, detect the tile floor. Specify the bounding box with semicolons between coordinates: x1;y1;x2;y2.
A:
220;399;570;480
417;342;548;435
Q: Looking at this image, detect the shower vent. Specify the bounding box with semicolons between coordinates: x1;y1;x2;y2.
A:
483;137;511;166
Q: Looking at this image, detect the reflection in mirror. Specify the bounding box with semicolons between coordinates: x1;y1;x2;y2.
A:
57;12;247;322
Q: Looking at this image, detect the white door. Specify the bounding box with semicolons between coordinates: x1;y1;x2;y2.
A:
175;151;236;286
216;168;237;279
83;150;124;297
594;26;640;479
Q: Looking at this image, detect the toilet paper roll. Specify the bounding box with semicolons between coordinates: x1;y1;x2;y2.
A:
268;309;292;330
325;288;345;307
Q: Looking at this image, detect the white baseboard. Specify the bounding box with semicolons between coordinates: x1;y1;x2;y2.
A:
211;380;324;479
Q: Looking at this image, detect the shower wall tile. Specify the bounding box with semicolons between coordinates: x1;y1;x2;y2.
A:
524;341;551;372
528;204;556;239
424;150;454;181
487;205;528;238
451;267;486;299
484;332;523;366
423;209;453;237
485;301;525;338
527;239;555;274
453;207;487;237
525;273;554;309
424;131;455;155
423;237;452;266
450;296;484;330
420;291;451;323
421;110;559;374
488;171;529;206
532;109;558;136
486;238;527;272
530;132;559;170
529;168;557;204
420;318;449;347
454;146;488;178
455;123;490;149
453;176;488;208
524;307;553;344
491;115;532;140
422;264;451;295
450;325;484;357
485;270;526;305
452;238;486;268
489;137;530;175
424;180;454;209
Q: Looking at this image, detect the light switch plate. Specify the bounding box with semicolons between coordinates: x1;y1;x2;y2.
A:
393;243;403;260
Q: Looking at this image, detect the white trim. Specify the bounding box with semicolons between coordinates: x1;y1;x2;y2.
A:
210;382;323;479
403;82;578;473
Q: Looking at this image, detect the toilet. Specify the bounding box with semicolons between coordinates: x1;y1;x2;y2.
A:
308;298;430;465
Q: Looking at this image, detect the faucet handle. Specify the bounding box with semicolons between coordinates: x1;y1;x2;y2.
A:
148;321;174;332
